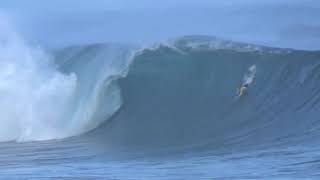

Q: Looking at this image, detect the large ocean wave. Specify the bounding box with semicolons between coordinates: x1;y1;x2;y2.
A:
1;24;320;154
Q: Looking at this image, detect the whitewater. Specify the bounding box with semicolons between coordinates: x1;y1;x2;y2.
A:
1;22;320;179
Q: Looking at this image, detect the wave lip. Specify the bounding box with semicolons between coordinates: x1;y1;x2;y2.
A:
54;43;136;138
171;35;293;53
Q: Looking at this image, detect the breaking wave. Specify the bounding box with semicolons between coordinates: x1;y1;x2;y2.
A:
2;22;320;154
0;19;134;142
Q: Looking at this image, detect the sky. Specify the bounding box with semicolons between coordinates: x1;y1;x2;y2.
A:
1;0;320;49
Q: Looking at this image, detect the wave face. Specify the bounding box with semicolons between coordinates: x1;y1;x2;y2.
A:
93;36;320;152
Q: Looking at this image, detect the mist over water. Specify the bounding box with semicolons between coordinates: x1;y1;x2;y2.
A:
0;18;78;141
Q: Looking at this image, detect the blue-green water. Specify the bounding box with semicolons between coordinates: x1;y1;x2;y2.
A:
1;36;320;179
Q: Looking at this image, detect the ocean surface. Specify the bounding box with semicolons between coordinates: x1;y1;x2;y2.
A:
1;35;320;179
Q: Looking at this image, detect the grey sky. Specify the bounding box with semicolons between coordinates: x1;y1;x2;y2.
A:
1;0;320;49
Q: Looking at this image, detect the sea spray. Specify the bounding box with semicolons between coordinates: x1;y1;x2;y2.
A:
0;16;77;141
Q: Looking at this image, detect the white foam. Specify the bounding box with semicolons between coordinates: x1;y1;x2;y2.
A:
243;65;257;85
0;16;78;142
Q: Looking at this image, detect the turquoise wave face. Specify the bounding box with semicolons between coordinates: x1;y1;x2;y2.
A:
91;36;320;152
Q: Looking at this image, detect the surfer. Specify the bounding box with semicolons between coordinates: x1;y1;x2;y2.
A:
238;83;249;97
